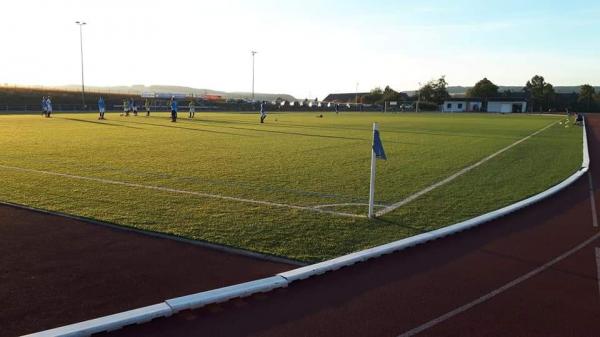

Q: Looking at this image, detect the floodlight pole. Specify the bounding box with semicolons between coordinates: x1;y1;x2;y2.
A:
355;82;359;111
75;21;87;110
416;82;422;112
251;51;257;102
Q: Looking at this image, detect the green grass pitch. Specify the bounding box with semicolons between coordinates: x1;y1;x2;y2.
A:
0;111;582;262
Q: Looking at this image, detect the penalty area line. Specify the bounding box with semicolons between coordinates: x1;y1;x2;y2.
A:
377;121;558;217
0;164;365;219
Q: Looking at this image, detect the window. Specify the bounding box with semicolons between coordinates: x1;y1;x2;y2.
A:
447;103;452;109
458;103;463;109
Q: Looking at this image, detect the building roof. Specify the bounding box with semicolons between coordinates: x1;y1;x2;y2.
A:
323;93;370;103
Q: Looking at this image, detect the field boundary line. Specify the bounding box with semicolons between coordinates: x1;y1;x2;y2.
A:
376;121;558;217
0;164;365;219
313;202;389;209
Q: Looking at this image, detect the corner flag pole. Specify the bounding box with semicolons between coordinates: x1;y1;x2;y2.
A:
368;123;378;219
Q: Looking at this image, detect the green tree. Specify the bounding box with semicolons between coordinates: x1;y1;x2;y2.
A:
466;78;499;99
363;87;384;104
419;76;450;105
524;75;555;112
578;84;596;111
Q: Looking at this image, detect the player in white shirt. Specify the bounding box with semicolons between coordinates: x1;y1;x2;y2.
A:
188;100;195;118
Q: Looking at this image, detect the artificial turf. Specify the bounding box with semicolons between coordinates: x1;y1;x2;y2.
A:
0;112;582;261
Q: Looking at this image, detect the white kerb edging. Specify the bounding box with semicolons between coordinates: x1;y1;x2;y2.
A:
22;303;173;337
279;118;590;283
165;276;288;313
25;118;588;337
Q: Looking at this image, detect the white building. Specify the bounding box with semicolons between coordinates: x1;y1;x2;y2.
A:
487;100;527;113
442;98;528;113
442;99;483;112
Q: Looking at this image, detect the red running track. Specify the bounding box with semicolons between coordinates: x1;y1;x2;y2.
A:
105;116;600;337
0;207;292;337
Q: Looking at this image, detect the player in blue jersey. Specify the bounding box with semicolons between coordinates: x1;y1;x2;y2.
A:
131;98;138;116
98;97;106;120
45;97;53;117
170;97;178;122
260;101;267;123
41;96;48;116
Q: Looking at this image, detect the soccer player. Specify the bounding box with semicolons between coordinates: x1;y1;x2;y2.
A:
131;98;138;116
98;96;106;120
170;97;178;122
45;97;53;117
145;99;151;116
260;101;267;123
188;100;195;118
335;103;339;115
41;96;47;117
122;99;129;116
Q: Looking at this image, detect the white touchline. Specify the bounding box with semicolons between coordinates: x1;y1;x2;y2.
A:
397;230;600;337
596;247;600;298
377;121;558;217
589;173;598;228
0;164;365;219
313;202;389;209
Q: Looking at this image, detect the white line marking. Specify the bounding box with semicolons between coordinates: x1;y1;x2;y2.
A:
313;202;389;209
589;173;598;228
397;230;600;337
0;164;365;219
377;122;558;217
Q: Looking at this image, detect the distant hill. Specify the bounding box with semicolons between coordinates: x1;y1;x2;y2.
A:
56;84;296;102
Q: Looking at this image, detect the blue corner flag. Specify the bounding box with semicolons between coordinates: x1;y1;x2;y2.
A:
373;129;387;160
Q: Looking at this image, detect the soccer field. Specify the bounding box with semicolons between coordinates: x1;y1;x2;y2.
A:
0;112;582;261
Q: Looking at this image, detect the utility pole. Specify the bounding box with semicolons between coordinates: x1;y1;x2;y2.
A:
251;51;257;102
416;82;422;112
75;21;87;110
355;82;359;111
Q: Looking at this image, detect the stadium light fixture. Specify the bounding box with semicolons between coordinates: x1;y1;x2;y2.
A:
75;21;87;110
251;51;257;102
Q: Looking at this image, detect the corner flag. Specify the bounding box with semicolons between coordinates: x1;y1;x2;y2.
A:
369;123;387;219
373;129;387;160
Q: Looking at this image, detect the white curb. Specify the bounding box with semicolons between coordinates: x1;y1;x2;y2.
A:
165;276;289;313
23;303;173;337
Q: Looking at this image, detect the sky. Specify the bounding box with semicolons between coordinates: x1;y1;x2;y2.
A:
1;0;600;99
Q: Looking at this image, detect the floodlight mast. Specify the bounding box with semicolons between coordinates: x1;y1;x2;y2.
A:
75;21;87;110
355;82;359;111
416;82;422;112
251;51;257;102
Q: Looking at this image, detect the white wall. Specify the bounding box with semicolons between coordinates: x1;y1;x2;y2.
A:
443;101;467;112
443;101;483;112
487;101;527;113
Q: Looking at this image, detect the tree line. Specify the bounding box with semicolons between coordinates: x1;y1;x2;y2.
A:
362;76;600;112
